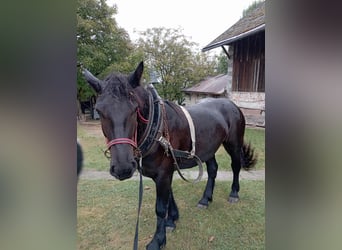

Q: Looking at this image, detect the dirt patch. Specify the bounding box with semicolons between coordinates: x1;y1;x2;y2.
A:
78;120;103;137
79;169;265;181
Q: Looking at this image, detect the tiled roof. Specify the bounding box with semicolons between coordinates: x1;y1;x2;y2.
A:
183;74;228;95
202;1;265;52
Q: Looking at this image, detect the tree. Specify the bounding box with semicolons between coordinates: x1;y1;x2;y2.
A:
77;0;131;101
216;51;229;74
242;0;264;17
136;27;217;104
99;49;145;79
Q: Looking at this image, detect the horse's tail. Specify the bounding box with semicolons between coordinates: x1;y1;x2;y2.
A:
240;142;257;170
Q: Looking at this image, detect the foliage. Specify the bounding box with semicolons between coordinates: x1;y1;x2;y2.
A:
215;51;229;74
76;6;221;104
136;27;217;104
242;0;264;17
98;49;145;79
77;0;132;101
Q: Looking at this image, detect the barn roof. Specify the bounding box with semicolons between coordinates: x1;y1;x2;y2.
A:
202;1;265;52
183;74;229;95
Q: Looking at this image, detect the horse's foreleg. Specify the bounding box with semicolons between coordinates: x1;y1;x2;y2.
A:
146;176;171;250
198;157;218;208
165;189;179;231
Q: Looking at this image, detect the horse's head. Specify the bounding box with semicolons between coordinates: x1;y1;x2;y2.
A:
82;62;145;180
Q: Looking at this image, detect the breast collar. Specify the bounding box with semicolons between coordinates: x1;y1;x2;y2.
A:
136;84;203;182
137;84;164;158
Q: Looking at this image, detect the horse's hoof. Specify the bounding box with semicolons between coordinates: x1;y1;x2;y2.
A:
146;241;159;250
146;238;166;250
197;203;208;209
165;219;176;232
166;226;175;233
228;196;239;203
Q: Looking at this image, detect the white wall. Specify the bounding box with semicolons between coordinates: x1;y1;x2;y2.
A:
229;92;265;110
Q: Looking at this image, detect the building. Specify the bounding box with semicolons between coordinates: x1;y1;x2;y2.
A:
183;74;229;105
202;1;265;127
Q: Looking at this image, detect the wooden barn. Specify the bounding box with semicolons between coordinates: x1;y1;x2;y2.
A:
202;1;265;127
183;74;229;105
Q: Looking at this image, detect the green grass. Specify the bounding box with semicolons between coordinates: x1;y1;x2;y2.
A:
78;179;265;249
77;121;265;249
215;128;265;170
77;122;108;171
77;121;265;172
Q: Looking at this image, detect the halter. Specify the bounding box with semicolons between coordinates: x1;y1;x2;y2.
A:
104;108;147;159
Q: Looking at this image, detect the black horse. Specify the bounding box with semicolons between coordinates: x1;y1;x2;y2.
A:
77;141;83;177
82;62;256;250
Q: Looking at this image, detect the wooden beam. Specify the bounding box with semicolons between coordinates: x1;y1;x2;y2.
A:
221;45;230;59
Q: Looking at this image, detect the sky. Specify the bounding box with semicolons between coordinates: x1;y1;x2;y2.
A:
107;0;258;53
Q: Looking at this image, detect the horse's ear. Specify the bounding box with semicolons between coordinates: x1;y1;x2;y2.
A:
82;68;103;94
129;61;144;88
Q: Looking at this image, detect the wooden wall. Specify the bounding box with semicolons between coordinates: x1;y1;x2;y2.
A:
232;31;265;92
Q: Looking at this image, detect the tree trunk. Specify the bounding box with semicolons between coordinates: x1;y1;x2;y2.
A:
77;99;84;121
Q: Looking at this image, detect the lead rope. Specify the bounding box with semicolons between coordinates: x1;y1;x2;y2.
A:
133;157;143;250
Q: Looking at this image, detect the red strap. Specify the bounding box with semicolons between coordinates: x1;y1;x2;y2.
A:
107;138;137;149
137;108;148;124
104;108;146;155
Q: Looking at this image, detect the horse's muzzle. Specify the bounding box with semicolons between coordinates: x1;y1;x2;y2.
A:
110;161;137;180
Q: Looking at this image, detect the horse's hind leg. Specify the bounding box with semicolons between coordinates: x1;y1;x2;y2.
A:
197;157;218;208
223;142;242;203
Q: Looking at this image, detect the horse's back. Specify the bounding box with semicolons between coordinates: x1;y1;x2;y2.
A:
187;98;244;128
180;98;244;162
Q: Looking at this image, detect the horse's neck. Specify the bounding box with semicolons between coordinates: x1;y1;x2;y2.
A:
163;101;186;130
135;88;150;117
136;89;150;140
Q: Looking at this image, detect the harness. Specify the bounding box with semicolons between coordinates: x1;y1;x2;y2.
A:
104;84;203;182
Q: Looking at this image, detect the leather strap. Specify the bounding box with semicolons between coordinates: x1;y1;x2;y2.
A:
138;84;163;157
179;106;196;156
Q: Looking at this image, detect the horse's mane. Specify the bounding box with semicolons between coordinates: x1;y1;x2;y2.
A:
164;100;186;118
103;73;132;99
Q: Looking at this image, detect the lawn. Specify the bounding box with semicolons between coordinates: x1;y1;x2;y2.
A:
77;121;265;249
77;179;265;250
215;127;265;170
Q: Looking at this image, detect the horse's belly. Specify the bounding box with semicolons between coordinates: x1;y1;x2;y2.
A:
178;158;198;169
177;149;218;169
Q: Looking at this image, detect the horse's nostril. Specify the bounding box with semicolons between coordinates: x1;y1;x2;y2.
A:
109;162;136;180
